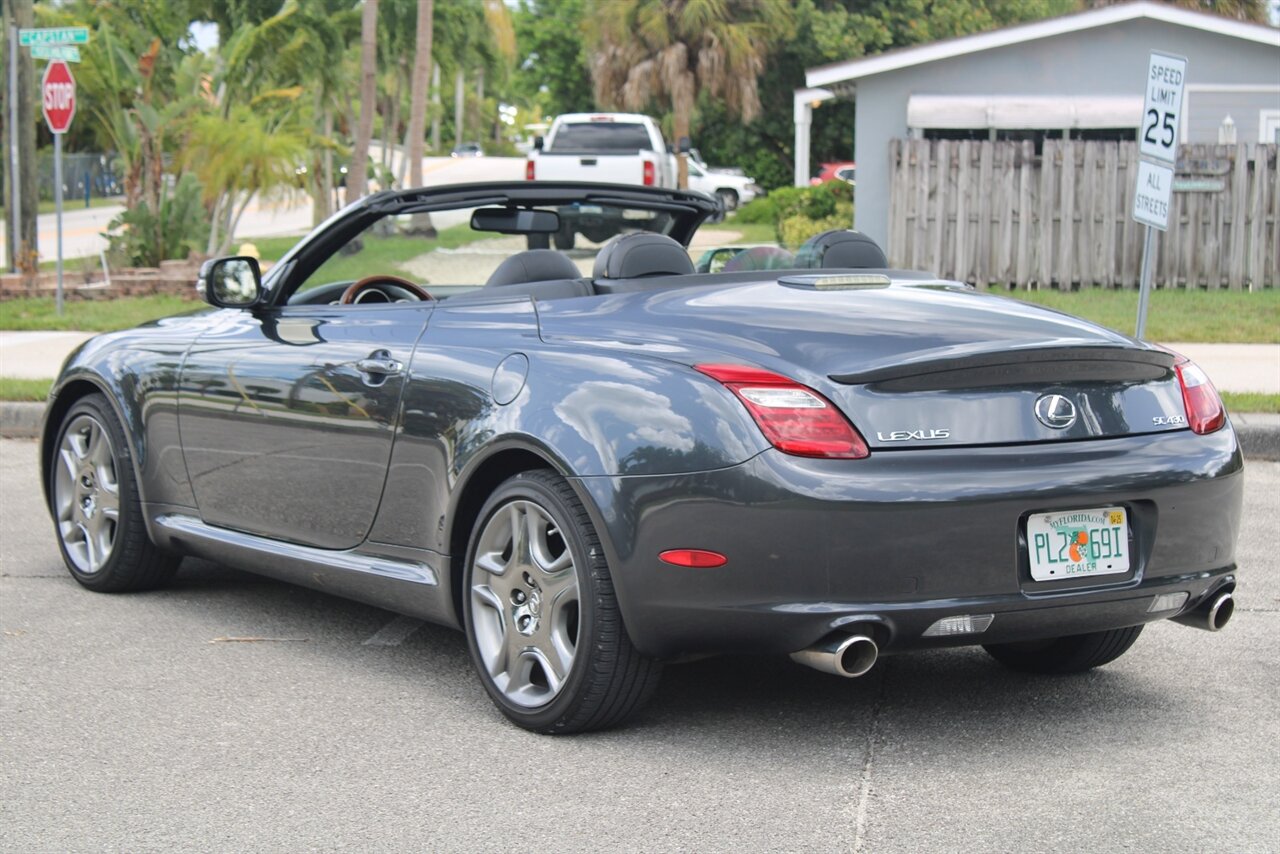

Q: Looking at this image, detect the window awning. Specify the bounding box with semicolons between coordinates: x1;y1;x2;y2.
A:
906;94;1144;130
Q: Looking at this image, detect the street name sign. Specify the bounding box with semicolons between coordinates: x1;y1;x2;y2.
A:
30;44;81;63
42;61;76;134
19;27;89;46
1132;160;1174;231
1139;52;1187;165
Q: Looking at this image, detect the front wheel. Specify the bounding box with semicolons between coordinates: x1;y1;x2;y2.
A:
983;625;1144;674
463;470;661;733
50;394;178;592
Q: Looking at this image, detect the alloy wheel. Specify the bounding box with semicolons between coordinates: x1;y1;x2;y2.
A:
53;414;120;575
469;499;581;709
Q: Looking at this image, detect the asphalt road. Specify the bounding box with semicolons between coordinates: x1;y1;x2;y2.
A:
1;437;1277;852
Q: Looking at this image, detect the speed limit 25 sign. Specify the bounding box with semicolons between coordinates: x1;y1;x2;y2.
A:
1140;52;1186;164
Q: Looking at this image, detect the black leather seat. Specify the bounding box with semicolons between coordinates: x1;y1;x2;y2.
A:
593;233;695;279
795;230;888;269
485;249;581;287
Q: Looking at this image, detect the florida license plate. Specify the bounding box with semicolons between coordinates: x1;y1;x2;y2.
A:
1027;507;1130;581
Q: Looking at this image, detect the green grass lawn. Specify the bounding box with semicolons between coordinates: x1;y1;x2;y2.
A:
990;287;1280;344
701;220;777;244
0;294;200;332
0;378;53;400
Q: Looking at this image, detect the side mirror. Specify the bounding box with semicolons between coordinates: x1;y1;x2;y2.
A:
198;256;263;308
533;135;544;151
678;136;692;155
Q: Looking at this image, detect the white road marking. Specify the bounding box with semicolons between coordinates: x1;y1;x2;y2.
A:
362;615;425;647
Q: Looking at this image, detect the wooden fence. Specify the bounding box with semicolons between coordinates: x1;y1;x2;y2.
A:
887;139;1279;289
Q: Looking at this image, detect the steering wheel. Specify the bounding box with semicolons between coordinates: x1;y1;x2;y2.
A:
340;275;433;305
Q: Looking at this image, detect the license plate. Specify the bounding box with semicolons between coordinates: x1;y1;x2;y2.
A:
1027;507;1130;581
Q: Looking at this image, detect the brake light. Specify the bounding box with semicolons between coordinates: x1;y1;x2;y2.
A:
643;160;655;186
1173;357;1226;435
525;160;535;181
695;364;869;459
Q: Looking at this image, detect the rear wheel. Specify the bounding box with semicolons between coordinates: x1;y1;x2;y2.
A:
983;625;1144;674
50;394;178;592
716;189;739;211
462;470;661;733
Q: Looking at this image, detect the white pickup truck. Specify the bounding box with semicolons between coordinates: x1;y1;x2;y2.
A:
525;113;677;188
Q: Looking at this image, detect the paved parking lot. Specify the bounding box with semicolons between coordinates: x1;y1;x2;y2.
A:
2;437;1277;852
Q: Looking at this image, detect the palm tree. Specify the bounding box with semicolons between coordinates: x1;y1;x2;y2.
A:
586;0;790;188
348;0;380;206
405;0;435;188
402;0;437;235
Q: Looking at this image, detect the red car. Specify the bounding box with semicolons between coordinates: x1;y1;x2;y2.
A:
811;161;855;185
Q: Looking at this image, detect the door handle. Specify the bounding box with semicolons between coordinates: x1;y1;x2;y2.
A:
356;351;404;377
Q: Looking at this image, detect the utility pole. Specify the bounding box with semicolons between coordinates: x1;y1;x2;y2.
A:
14;0;38;273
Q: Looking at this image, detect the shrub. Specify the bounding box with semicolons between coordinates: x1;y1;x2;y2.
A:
733;195;777;225
106;174;209;268
736;181;852;247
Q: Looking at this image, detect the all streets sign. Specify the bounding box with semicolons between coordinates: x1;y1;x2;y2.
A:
42;60;76;134
1132;51;1187;232
1132;161;1174;231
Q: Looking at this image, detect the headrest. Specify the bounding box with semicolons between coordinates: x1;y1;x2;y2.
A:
593;233;695;279
485;249;582;287
795;230;888;269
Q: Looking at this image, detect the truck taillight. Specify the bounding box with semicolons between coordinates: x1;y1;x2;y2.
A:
525;160;535;181
643;160;655;186
695;364;869;459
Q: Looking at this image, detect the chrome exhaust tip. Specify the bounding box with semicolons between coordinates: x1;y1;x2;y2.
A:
1172;590;1235;632
790;633;879;678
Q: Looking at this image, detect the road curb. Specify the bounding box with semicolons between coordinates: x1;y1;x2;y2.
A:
4;399;1279;460
1;402;45;440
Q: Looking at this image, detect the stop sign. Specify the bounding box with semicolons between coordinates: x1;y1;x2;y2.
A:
42;60;76;134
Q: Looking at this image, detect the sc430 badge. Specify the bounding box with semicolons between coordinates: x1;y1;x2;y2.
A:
876;428;951;442
1153;414;1187;426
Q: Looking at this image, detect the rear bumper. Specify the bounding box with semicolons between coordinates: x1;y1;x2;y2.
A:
574;427;1244;658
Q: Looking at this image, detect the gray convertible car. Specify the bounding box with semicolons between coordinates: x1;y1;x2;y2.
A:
42;182;1243;733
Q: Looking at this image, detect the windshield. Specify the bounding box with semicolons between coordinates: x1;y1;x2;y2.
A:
285;200;679;304
547;122;654;153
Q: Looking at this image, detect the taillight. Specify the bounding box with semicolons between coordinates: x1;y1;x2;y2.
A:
525;160;535;181
695;364;869;459
643;160;655;186
1173;356;1226;435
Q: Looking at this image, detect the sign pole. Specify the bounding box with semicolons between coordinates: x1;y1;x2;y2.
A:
1131;51;1187;339
1135;227;1156;339
7;23;20;273
54;130;64;315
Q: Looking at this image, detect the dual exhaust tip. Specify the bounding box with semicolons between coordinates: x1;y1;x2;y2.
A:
789;632;879;679
1173;589;1234;632
792;589;1234;678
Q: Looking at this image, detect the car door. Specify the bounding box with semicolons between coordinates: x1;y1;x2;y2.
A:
178;302;431;550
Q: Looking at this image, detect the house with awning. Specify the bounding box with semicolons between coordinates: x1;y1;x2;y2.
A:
794;1;1280;248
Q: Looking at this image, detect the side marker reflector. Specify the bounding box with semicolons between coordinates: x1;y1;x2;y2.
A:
659;549;728;568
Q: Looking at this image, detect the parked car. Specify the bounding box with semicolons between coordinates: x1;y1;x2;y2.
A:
686;158;762;211
451;142;485;158
525;113;678;249
811;161;856;185
42;181;1242;735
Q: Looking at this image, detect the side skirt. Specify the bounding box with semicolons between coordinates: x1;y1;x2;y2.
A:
151;512;458;628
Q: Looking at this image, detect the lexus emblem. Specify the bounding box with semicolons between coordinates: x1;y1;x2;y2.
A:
1034;394;1077;429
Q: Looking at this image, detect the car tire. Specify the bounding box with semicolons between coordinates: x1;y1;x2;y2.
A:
716;189;739;212
462;470;661;733
982;625;1144;674
50;394;179;593
553;228;576;251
